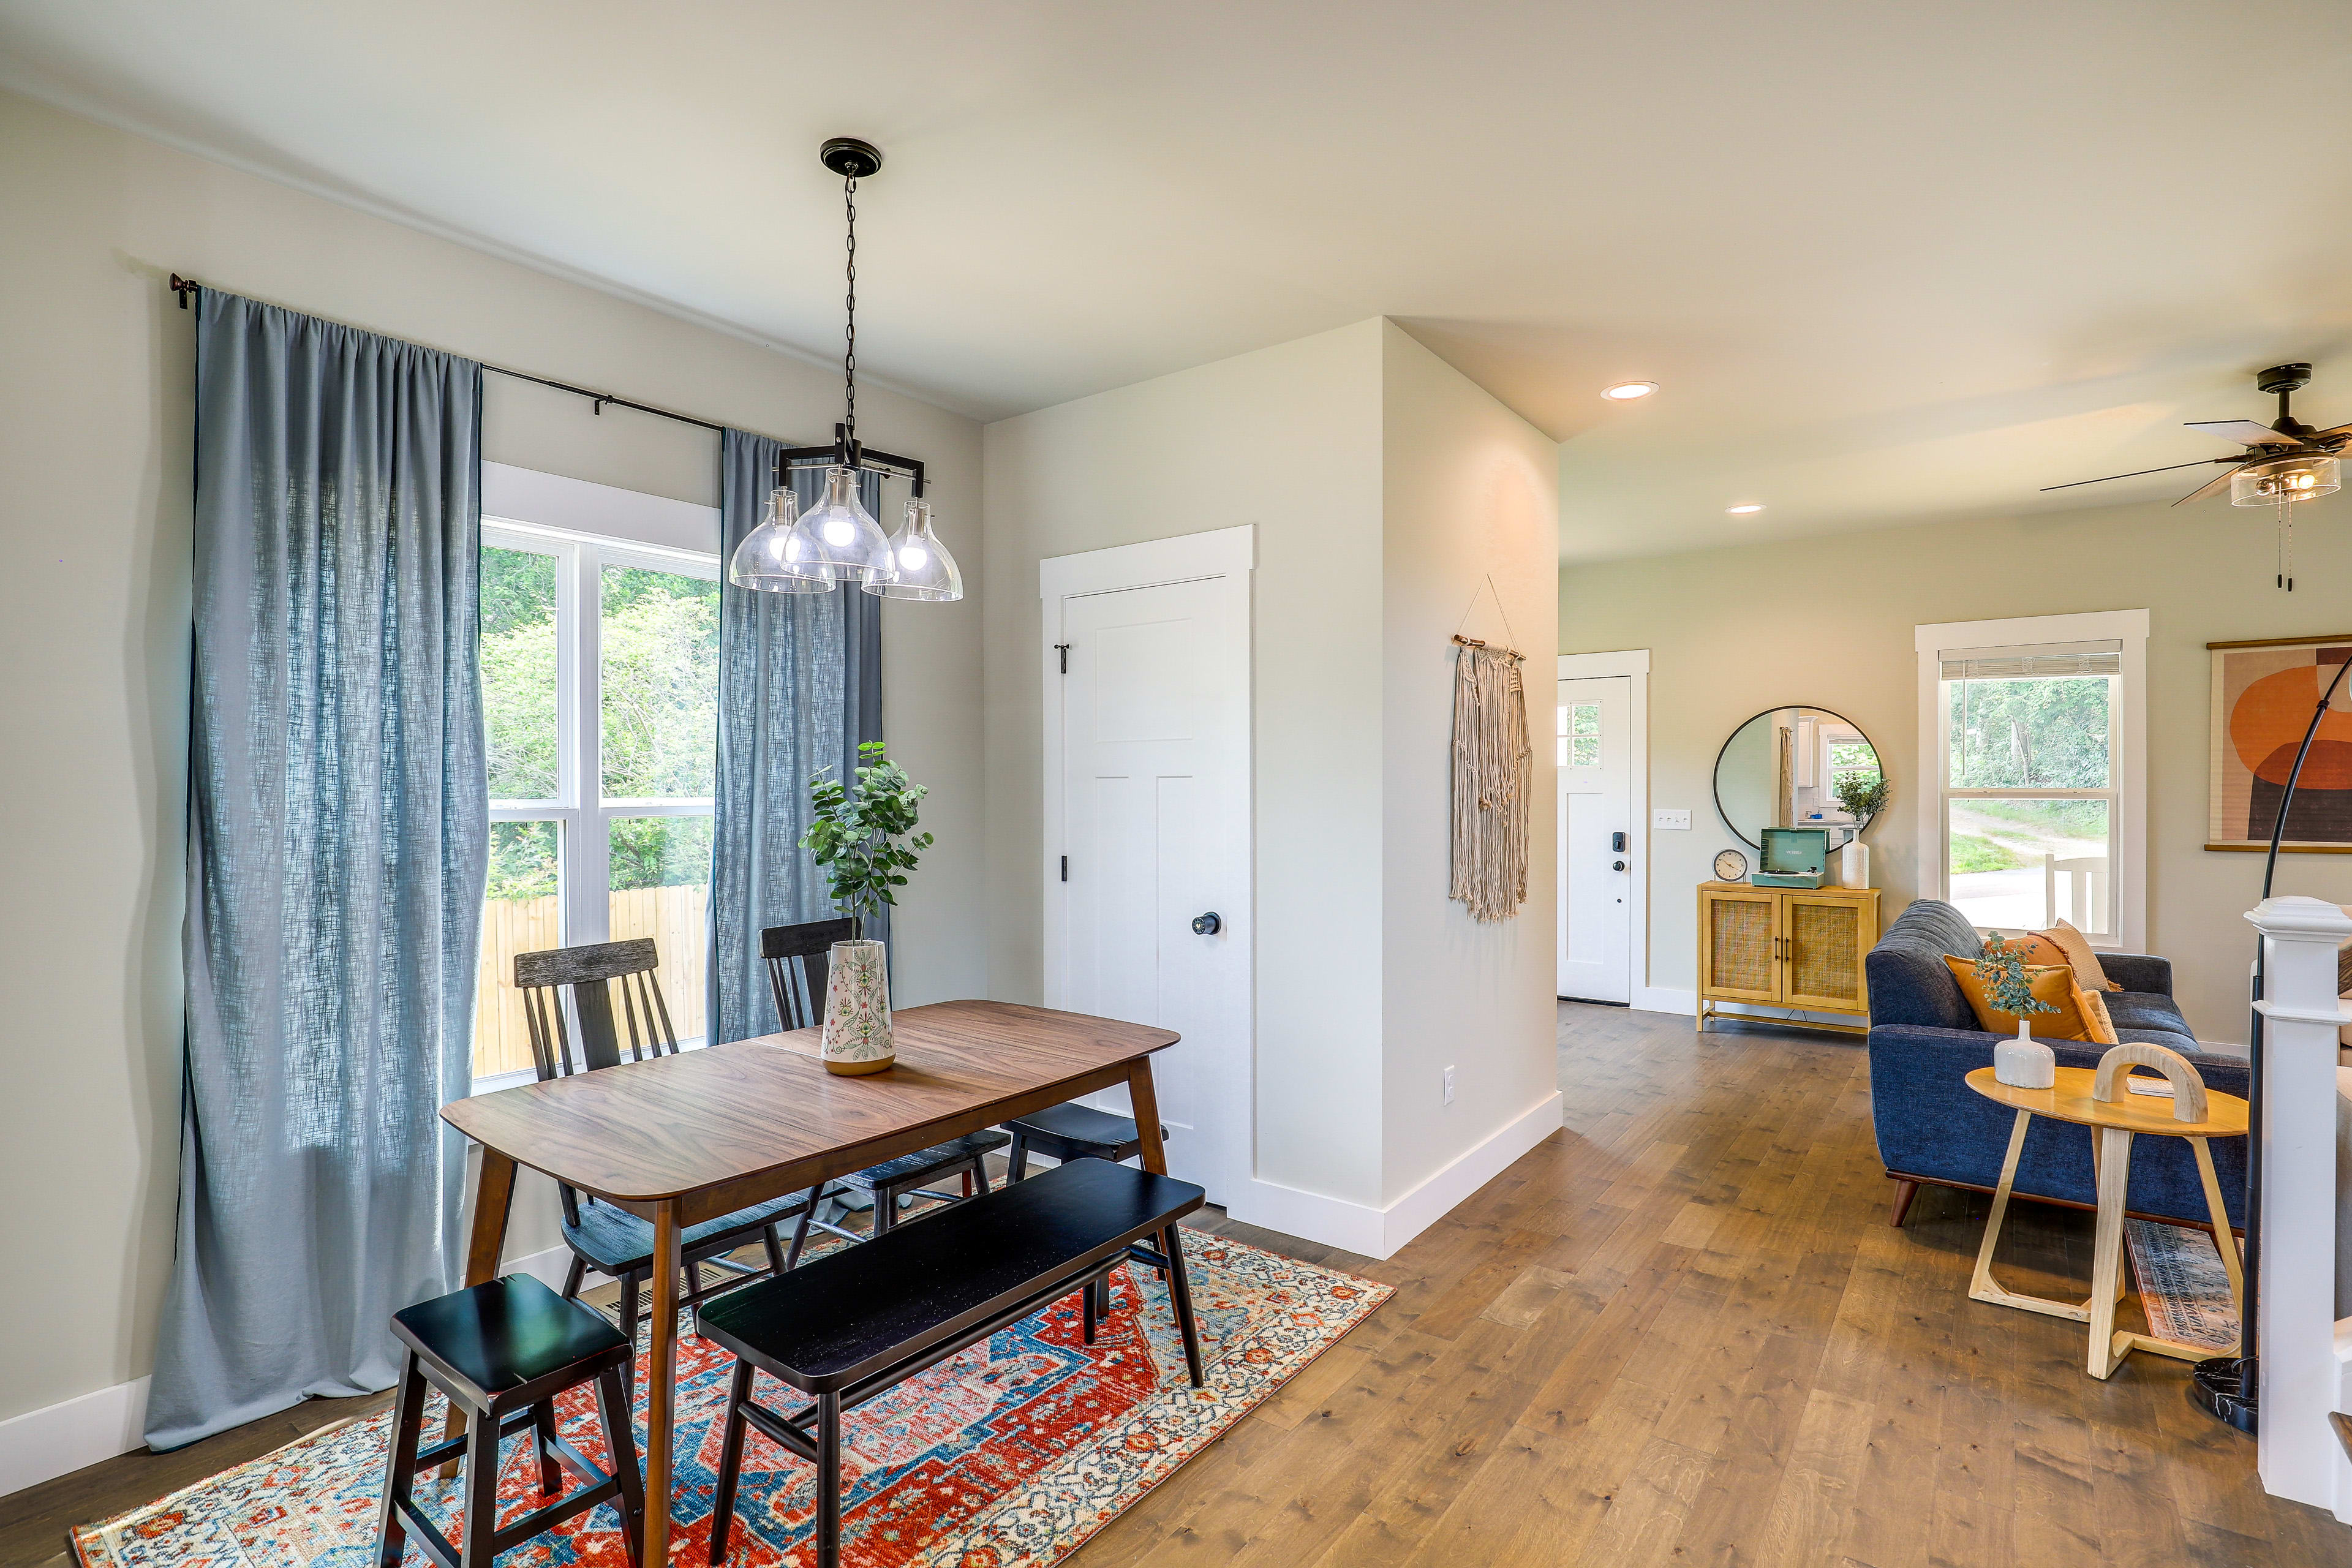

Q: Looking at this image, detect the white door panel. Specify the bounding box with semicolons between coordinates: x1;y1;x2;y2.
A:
1557;674;1633;1003
1049;564;1251;1204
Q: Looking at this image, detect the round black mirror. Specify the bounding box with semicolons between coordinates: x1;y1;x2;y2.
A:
1711;706;1883;852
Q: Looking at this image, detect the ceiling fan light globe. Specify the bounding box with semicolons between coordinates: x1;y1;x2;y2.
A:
2230;452;2340;507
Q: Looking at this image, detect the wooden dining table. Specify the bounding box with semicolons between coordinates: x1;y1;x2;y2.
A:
439;998;1180;1565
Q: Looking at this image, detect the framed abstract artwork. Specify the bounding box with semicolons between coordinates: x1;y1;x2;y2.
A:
2207;634;2352;853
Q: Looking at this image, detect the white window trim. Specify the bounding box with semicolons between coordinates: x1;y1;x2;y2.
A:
1914;609;2149;953
475;473;722;1092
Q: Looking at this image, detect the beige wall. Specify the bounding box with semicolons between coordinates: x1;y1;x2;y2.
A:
1559;492;2352;1043
1378;324;1559;1204
982;319;1562;1226
0;89;986;1428
982;320;1390;1207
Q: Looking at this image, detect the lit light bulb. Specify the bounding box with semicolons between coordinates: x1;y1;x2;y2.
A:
823;518;855;545
864;496;963;601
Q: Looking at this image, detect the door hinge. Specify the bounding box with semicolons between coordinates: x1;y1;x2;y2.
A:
1060;855;1069;882
1054;643;1071;674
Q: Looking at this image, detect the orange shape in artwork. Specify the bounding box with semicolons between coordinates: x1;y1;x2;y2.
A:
2230;663;2352;788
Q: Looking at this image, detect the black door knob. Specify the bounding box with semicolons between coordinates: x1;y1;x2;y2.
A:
1191;912;1222;935
1613;859;1627;872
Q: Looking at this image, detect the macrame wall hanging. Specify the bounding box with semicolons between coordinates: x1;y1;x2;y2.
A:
1449;578;1531;923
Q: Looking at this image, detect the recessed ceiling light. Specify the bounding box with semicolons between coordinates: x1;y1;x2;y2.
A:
1601;381;1657;401
1726;503;1765;514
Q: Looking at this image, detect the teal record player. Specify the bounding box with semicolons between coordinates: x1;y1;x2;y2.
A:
1752;826;1831;888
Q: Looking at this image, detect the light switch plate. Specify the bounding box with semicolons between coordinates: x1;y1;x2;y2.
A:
1653;809;1691;830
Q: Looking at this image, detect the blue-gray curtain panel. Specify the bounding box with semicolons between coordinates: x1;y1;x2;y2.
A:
708;432;886;1044
147;290;488;1450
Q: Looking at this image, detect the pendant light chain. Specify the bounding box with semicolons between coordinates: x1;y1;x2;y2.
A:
842;171;859;448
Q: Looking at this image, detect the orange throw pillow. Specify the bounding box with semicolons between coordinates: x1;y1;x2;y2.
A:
1943;956;2096;1041
2008;933;2072;970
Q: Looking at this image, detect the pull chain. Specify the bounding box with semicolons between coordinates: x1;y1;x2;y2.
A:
842;172;858;450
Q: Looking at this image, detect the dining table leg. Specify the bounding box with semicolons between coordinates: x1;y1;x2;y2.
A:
437;1147;518;1472
644;1200;682;1565
1126;1060;1169;1175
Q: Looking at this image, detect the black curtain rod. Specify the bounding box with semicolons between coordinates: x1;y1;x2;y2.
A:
167;273;928;492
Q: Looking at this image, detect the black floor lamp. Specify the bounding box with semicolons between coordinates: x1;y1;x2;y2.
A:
2192;650;2352;1435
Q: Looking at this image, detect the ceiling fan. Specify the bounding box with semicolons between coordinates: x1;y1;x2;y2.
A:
2045;363;2350;508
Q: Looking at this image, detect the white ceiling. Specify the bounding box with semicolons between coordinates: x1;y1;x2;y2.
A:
7;1;2352;560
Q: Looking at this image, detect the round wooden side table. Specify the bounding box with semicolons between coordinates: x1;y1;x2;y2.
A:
1963;1055;2248;1379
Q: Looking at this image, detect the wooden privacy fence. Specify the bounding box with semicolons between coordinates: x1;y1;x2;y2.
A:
472;885;710;1079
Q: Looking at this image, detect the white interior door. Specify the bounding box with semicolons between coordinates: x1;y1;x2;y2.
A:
1557;674;1632;1003
1046;535;1252;1205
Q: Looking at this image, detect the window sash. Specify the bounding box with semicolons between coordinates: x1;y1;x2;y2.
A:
477;518;718;1087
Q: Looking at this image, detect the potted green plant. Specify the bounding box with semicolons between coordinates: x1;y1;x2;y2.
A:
1831;772;1890;888
1975;933;2059;1088
801;741;933;1075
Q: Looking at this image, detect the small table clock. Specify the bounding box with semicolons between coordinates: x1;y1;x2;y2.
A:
1713;848;1748;882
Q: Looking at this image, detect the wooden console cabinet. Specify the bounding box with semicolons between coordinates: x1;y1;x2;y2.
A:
1697;881;1881;1037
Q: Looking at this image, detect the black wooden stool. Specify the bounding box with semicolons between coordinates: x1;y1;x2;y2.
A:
375;1274;646;1568
1003;1101;1168;1180
1003;1103;1174;1316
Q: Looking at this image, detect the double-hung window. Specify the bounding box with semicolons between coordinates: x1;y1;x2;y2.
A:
1917;611;2147;950
475;467;722;1087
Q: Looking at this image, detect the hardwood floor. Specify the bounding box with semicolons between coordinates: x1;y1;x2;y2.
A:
7;1003;2345;1566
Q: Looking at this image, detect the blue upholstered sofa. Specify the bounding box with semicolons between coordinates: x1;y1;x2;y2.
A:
1864;898;2247;1232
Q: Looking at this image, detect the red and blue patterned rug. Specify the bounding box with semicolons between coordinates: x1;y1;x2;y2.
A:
73;1235;1385;1567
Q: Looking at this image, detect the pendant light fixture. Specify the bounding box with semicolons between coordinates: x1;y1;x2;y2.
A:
866;496;963;600
728;137;962;601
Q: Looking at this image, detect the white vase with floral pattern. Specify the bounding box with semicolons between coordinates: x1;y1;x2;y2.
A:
820;938;895;1075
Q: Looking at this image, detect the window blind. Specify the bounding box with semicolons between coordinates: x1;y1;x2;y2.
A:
1939;638;2121;681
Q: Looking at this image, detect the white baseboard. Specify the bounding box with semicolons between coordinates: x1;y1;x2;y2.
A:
0;1244;595;1502
503;1243;601;1293
0;1376;149;1500
1633;986;1697;1016
1225;1091;1566;1261
1225;1175;1387;1257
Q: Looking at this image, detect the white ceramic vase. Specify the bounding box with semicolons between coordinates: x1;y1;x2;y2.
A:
1993;1017;2056;1089
1840;840;1871;889
820;938;895;1076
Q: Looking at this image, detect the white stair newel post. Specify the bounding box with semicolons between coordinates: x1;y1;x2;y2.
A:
2246;895;2352;1513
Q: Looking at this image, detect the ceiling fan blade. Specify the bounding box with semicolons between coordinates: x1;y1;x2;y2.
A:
2311;421;2352;440
2184;418;2297;448
2040;458;2233;493
2172;466;2243;506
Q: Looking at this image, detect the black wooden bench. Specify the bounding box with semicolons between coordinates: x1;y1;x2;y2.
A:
696;1156;1208;1567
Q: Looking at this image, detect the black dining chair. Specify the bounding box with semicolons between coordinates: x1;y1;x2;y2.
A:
761;919;1009;1262
515;938;812;1371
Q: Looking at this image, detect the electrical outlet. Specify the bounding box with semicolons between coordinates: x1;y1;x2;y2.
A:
1653;808;1691;830
1443;1066;1456;1106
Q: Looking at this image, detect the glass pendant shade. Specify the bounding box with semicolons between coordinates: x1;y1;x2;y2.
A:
728;488;836;594
864;497;964;600
2231;451;2340;507
796;465;895;581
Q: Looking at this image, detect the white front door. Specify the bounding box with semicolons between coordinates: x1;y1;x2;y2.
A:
1557;674;1633;1003
1046;533;1253;1206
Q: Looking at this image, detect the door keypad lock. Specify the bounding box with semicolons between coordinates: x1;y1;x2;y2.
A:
1191;911;1222;935
1611;831;1627;853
